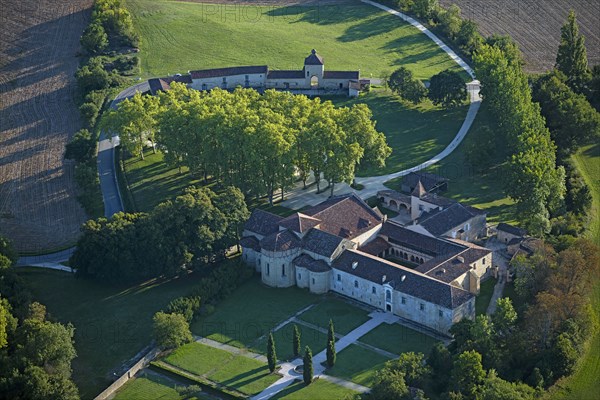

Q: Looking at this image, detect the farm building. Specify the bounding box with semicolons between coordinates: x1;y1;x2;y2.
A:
148;50;367;97
240;193;492;336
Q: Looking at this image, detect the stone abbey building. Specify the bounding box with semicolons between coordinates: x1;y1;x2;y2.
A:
240;187;492;336
148;50;366;97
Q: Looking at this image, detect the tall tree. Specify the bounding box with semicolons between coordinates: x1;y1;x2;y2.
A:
450;350;486;400
388;67;427;104
428;69;467;108
293;324;301;358
303;346;313;385
326;319;336;367
267;332;277;373
556;10;591;93
152;312;193;350
102;92;160;159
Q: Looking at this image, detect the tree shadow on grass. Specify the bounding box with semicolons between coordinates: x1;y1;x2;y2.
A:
214;365;272;392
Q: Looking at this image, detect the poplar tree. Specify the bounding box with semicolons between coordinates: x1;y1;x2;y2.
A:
303;346;313;385
556;10;591;93
326;319;336;367
267;332;277;373
293;324;301;358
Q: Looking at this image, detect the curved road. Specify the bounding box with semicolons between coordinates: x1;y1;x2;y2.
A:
17;0;479;265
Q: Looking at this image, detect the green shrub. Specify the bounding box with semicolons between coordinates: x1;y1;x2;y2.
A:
166;296;201;323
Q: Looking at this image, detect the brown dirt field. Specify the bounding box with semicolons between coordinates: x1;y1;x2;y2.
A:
440;0;600;72
0;0;93;253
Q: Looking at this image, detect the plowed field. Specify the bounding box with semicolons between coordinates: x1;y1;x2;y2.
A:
0;0;92;252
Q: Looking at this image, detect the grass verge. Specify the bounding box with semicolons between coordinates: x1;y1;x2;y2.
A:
325;344;391;387
359;322;439;355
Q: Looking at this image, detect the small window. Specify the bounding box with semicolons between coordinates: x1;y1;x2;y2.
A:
307;71;310;77
266;263;270;275
372;286;376;294
401;297;406;304
312;278;315;284
419;205;424;211
439;310;443;318
386;291;392;302
337;274;341;282
298;273;301;280
483;257;486;265
354;280;359;288
282;264;286;277
420;303;425;311
245;75;249;80
222;77;227;83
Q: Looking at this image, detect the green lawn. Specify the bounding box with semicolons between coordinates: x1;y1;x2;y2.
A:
325;344;391;387
475;277;497;315
113;372;209;400
571;144;600;244
128;0;465;80
385;103;518;224
331;92;469;176
272;378;358;400
191;278;319;348
163;342;280;396
359;322;439;356
17;267;211;399
297;297;371;335
251;322;328;362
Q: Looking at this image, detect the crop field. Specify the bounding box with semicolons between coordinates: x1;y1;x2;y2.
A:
0;0;90;252
440;0;600;72
127;0;466;80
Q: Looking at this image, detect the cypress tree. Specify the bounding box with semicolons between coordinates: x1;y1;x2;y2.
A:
556;10;591;93
293;324;301;358
267;332;277;373
303;346;313;385
326;319;336;367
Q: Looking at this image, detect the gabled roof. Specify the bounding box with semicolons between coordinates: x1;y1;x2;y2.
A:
190;66;268;79
244;209;283;236
302;228;349;258
293;254;331;273
332;250;473;309
279;213;321;234
359;237;390;256
377;189;411;203
148;78;171;95
304;49;324;65
418;203;484;236
267;70;306;79
403;172;448;193
260;229;300;252
416;247;492;283
323;71;360;79
302;194;383;240
380;221;465;257
497;223;527;237
240;236;260;252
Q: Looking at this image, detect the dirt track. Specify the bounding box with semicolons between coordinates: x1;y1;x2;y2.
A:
0;0;93;252
440;0;600;72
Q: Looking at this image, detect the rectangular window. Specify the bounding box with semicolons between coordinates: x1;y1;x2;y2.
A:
401;297;406;305
483;257;486;265
298;273;301;280
372;287;376;294
337;274;341;282
420;303;425;311
282;265;286;277
439;310;443;317
266;263;270;275
312;278;315;284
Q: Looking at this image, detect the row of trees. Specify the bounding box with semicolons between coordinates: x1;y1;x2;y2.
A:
0;238;79;400
388;67;467;107
102;85;391;202
80;0;139;55
70;186;249;283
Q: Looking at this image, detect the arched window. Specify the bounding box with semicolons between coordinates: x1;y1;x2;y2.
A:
411;255;415;262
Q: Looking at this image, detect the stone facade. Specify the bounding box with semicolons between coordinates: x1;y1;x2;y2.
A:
240;193;491;336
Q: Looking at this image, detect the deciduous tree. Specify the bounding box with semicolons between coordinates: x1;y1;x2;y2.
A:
152;312;193;350
428;69;467;108
556;10;591;93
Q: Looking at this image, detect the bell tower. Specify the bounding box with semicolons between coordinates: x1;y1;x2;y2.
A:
304;49;324;88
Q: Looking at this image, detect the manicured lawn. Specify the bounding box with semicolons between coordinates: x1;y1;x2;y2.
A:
331;92;469;176
272;378;358;400
251;322;328;362
163;342;280;396
359;322;439;356
325;345;391;387
113;372;209;400
475;277;497;315
128;0;465;80
297;298;371;335
17;267;210;399
385;103;518;224
191;278;319;348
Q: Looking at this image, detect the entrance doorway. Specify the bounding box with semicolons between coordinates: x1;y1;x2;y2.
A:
310;75;319;89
